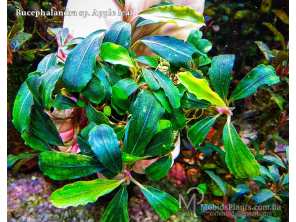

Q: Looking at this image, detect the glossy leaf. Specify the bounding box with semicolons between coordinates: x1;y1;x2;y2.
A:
145;126;174;156
141;36;197;67
30;106;63;146
208;54;235;100
230;64;280;101
12;82;34;133
50;179;123;208
53;94;77;110
188;116;219;147
26;72;42;103
37;53;57;73
39;151;100;180
82;76;105;104
187;31;212;54
153;90;173;113
205;170;227;195
136;56;158;68
39;66;63;109
262;155;286;169
100;186;129;222
21;130;49;151
142;69;160;91
145;155;173;181
103;21;131;48
88;124;122;174
140;185;179;220
153;70;181;109
100;42;134;67
181;92;210;109
122;152;147;165
95;66;112;98
178;71;226;107
223;121;260;178
85;104;109;125
255;41;275;61
252;189;275;204
111;78;138;114
124;91;164;156
62;30;104;92
139;5;204;27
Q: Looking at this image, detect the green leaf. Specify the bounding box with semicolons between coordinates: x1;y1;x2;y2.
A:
181;92;210;109
169;109;187;130
88;124;122;174
178;71;226;107
39;66;63;109
95;66;112;98
208;54;235;100
12;82;34;133
140;185;179;220
8;152;35;169
39;151;100;180
205;170;227;195
124;90;164;156
223;121;260;178
53;94;77;110
111;78;138;114
193;39;212;54
252;189;275;204
153;90;173;113
142;68;160;90
103;21;131;48
187;30;203;43
187;31;212;54
152;70;181;109
230;64;280;101
82;76;105;104
262;155;286;169
37;53;57;73
141;36;197;67
188;116;219;147
26;72;43;103
62;30;104;92
255;41;275;61
85;104;109;125
21;130;50;151
100;185;129;222
122;152;147;164
136;56;158;68
10;32;32;51
145;155;173;181
139;5;204;27
30;106;63;146
145;126;174;156
143;69;180;109
50;178;123;208
100;42;134;67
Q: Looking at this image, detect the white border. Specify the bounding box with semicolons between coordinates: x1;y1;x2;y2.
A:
1;0;7;221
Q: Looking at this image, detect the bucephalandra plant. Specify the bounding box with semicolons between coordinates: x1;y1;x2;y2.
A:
10;3;280;221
